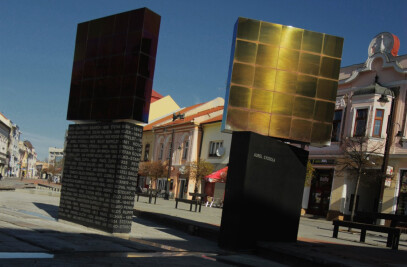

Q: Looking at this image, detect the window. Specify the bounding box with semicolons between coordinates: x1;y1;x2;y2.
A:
373;109;384;137
353;109;368;137
143;144;150;161
158;143;164;160
182;141;189;159
331;110;343;142
209;141;223;157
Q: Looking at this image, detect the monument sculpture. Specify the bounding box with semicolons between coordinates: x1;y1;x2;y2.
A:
59;8;160;234
219;17;343;249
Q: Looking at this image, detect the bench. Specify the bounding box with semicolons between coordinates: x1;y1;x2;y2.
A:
355;211;407;228
175;198;201;212
136;190;158;204
332;220;401;250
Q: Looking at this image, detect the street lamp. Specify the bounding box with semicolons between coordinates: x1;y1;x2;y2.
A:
377;86;397;220
164;113;185;200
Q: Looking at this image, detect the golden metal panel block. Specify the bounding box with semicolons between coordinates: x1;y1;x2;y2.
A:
253;67;276;90
314;101;335;122
256;44;279;68
248;111;271;136
271;93;293;116
259;22;282;45
275;71;297;94
229;86;252;108
226;107;249;131
277;47;299;71
280;26;303;50
290;119;312;142
269;115;291;137
298;52;320;76
250;89;273;112
296;75;317;97
311;122;332;146
317;79;338;101
223;17;343;147
302;30;323;53
323;34;344;58
235;40;258;63
319;57;341;79
237;18;260;41
292;97;315;119
231;63;254;86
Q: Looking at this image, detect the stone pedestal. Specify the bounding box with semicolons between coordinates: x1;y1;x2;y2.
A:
219;131;308;250
58;122;142;233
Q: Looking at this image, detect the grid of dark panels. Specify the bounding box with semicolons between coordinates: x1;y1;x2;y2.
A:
67;8;160;122
223;18;343;147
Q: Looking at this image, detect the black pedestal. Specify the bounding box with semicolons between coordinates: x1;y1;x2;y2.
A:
219;131;308;249
58;122;142;233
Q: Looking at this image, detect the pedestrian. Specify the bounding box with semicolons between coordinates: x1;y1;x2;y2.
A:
0;173;3;181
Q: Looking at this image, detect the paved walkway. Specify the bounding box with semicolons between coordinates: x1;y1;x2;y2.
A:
1;177;407;266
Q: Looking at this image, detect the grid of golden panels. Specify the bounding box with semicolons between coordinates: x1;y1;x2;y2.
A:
222;17;343;147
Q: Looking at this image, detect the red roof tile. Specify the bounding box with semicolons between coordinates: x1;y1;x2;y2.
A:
200;114;223;124
143;102;205;131
156;106;224;128
151;90;164;103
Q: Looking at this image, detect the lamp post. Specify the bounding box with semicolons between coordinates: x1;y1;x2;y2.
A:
377;87;397;220
164;113;185;200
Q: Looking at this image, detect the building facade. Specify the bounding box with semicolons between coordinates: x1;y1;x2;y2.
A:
200;115;231;201
19;141;37;178
48;147;64;165
306;32;407;219
140;97;224;198
0;113;11;176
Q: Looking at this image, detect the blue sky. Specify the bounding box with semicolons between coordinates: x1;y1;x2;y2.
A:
0;0;406;160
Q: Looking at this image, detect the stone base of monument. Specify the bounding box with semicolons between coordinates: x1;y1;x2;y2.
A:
58;122;142;234
219;131;308;250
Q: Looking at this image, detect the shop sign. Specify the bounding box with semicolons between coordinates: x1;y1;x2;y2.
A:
385;178;392;187
386;166;394;177
320;176;330;182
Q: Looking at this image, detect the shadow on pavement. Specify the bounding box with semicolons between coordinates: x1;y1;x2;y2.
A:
33;202;59;219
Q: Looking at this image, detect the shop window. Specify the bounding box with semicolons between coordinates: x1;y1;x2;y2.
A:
331;110;343;142
209;141;223;157
373;109;384;137
182;141;189;159
353;108;368;137
143;144;150;161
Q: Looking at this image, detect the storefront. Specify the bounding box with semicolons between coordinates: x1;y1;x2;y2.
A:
307;167;334;217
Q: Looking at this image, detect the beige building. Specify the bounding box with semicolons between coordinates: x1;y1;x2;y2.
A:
0;113;11;176
141;97;224;198
307;32;407;219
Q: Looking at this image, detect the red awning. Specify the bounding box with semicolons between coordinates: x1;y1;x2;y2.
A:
205;167;228;183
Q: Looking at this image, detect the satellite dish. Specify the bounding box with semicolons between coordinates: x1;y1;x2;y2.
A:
216;147;225;157
179;166;186;174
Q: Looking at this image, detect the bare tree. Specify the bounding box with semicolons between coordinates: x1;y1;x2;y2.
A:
185;159;214;193
138;161;166;189
337;136;383;221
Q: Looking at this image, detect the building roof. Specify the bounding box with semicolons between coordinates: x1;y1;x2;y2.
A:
151;90;164;103
200;114;223;125
143;102;205;131
156;106;224;128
